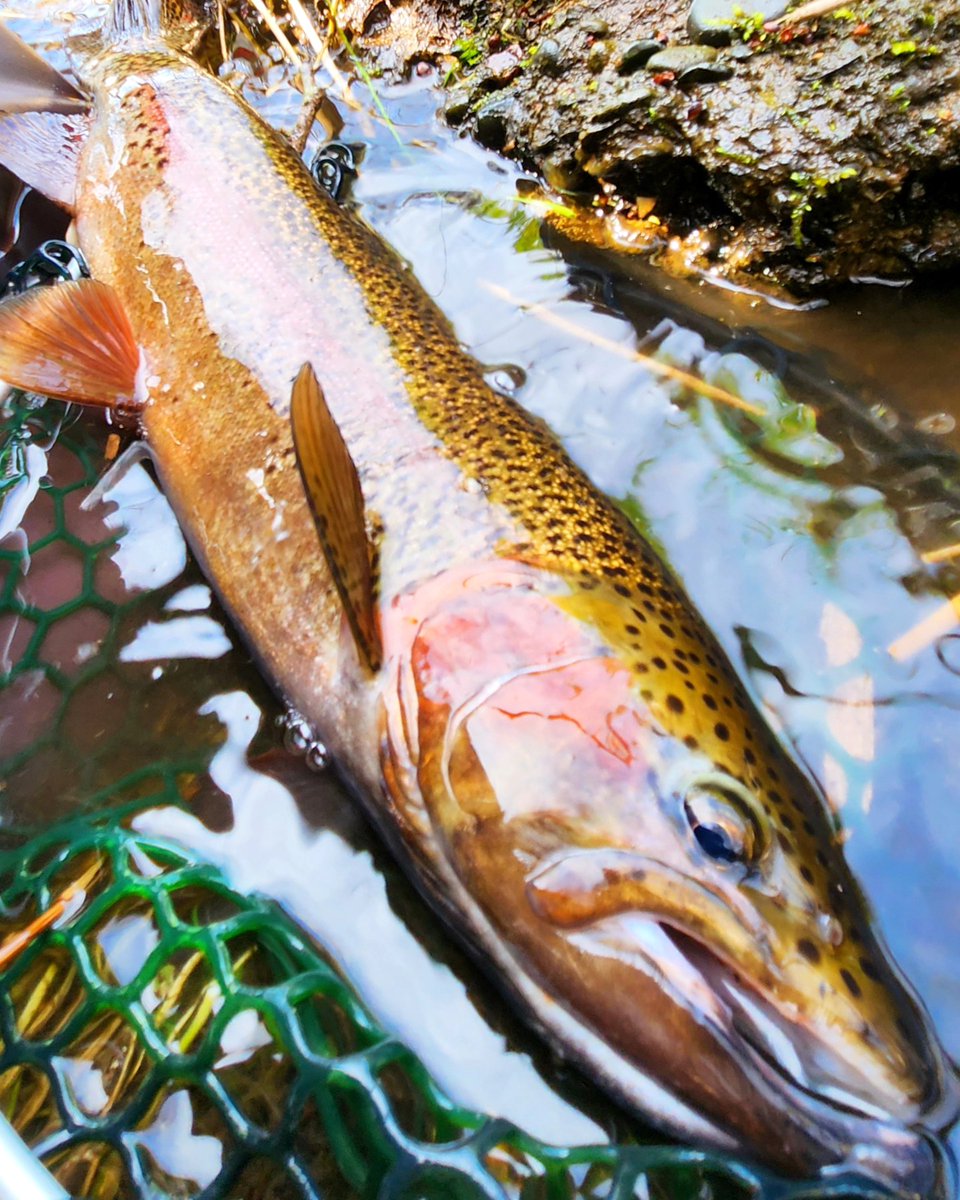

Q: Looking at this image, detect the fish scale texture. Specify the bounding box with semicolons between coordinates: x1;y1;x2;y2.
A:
0;394;885;1200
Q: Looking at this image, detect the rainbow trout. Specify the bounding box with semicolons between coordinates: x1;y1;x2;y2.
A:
0;3;956;1189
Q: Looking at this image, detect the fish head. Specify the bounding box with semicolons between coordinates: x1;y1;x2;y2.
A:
384;563;957;1186
528;742;956;1123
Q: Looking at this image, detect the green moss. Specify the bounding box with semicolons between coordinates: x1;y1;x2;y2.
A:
716;146;759;166
452;34;483;68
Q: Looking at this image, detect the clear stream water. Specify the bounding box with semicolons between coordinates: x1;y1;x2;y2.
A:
1;3;959;1191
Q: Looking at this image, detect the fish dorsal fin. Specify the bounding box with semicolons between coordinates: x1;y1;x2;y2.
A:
0;21;88;116
291;362;382;673
0;279;141;409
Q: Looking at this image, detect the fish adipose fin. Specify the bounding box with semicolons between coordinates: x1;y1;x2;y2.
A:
291;362;383;673
0;21;88;116
0;279;141;409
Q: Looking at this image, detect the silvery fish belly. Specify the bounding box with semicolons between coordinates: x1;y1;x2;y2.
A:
0;6;955;1192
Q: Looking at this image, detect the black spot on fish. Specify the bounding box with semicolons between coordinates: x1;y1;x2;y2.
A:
798;938;821;964
841;968;862;999
704;695;718;711
800;865;814;884
860;957;880;981
652;656;667;670
666;695;684;713
715;722;730;741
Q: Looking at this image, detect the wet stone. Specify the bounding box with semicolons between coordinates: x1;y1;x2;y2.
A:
617;40;665;75
688;0;789;44
587;42;611;73
444;95;470;124
678;60;734;86
582;15;610;35
646;45;719;74
475;97;518;150
479;50;521;89
584;77;656;126
533;38;564;76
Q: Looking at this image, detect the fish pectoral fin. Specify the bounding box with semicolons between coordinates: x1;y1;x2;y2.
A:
0;111;89;210
0;165;27;252
291;362;383;673
0;22;89;116
0;279;142;409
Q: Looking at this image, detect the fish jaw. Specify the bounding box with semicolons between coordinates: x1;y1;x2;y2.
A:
378;561;957;1185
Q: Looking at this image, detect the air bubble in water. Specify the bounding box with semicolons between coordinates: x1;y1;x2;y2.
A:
278;710;312;756
306;741;330;772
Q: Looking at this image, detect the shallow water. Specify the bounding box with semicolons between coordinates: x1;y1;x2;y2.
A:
1;5;959;1194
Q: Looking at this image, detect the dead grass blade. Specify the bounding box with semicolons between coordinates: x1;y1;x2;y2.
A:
888;594;960;661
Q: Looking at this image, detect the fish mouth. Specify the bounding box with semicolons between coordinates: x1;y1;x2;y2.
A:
529;849;953;1132
648;921;956;1195
643;912;955;1185
662;926;908;1122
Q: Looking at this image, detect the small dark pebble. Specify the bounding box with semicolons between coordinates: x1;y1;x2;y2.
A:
618;39;665;74
677;61;734;86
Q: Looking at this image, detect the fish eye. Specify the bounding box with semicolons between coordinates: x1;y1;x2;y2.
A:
683;782;761;866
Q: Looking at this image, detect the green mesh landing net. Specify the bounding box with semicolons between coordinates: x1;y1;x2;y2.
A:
0;370;895;1200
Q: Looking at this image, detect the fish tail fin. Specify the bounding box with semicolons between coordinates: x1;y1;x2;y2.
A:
108;0;162;37
108;0;196;39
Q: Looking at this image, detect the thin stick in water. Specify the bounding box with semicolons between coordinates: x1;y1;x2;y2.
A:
482;281;765;416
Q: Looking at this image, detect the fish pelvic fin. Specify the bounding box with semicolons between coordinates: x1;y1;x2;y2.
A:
0;280;142;410
0;21;89;116
291;362;383;674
